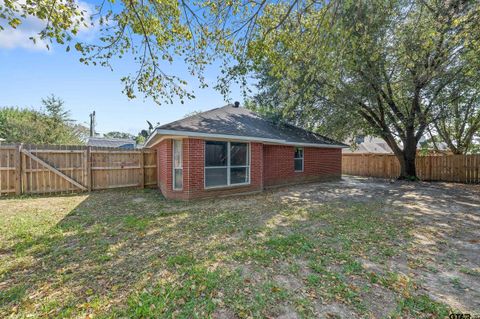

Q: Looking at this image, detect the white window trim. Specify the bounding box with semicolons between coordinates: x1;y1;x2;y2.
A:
294;147;304;172
172;139;183;190
204;141;251;189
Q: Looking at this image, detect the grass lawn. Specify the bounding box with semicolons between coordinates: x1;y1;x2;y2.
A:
0;178;479;318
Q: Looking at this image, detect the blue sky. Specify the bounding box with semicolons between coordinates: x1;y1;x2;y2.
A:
0;1;245;136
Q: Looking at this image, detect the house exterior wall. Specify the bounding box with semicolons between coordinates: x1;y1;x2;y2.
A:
155;138;341;200
184;139;264;199
263;145;342;187
155;139;174;198
155;138;264;200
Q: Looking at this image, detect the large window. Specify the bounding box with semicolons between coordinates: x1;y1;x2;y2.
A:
205;141;250;188
294;147;304;172
173;140;183;190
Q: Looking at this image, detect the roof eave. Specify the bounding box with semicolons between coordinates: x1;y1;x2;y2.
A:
145;129;349;149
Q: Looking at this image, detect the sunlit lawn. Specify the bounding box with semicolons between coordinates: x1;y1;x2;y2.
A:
0;180;474;318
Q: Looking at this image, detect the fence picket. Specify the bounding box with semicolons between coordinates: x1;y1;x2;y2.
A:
0;144;157;196
342;153;479;183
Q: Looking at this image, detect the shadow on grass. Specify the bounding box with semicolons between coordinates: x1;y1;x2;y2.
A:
0;188;296;317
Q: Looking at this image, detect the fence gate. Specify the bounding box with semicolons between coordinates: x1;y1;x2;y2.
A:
0;144;158;196
21;146;88;194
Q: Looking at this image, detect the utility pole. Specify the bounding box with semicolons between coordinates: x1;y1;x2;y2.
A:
89;111;96;137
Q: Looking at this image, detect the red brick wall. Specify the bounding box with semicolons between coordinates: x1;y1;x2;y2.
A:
155;139;176;198
155;138;263;200
263;145;341;187
155;139;341;199
182;139;263;199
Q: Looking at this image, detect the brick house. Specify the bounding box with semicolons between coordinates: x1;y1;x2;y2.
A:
144;103;347;200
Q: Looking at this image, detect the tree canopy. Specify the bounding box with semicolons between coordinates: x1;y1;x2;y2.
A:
0;0;317;104
245;0;480;177
0;96;88;144
429;74;480;154
103;131;135;139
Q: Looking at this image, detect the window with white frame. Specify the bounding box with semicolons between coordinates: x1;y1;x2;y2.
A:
172;140;183;190
294;147;304;172
205;141;250;188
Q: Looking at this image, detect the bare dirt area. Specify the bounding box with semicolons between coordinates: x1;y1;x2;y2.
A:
273;176;480;314
0;176;478;318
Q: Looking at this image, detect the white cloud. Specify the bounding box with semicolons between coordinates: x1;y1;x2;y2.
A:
0;16;49;51
0;0;96;51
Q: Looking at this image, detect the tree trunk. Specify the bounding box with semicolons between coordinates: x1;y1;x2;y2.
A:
397;136;418;180
400;154;417;179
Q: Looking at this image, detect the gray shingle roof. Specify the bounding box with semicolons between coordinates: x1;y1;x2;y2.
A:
342;142;393;154
87;137;136;149
149;104;347;147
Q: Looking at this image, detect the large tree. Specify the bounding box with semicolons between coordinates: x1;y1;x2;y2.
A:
244;0;480;178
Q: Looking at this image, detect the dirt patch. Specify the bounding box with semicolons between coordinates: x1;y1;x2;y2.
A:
314;302;360;319
235;263;265;283
415;267;480;312
276;177;480;314
274;274;304;291
212;307;237;319
276;305;300;319
362;283;397;317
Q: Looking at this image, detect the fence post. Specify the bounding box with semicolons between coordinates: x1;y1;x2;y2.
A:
87;146;92;192
428;156;433;181
15;144;23;195
140;149;145;189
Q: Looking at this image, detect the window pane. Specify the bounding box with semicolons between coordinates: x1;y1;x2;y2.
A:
205;167;228;187
173;140;182;168
294;158;303;171
205;141;227;167
230;143;248;166
230;167;248;184
294;147;303;159
174;169;183;189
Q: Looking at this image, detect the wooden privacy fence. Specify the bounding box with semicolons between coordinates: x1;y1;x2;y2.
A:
0;144;157;196
342;153;480;183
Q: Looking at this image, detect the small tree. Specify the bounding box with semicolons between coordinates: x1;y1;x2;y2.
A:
42;95;71;123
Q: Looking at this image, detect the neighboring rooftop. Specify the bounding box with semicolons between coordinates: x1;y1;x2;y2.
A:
343;135;451;154
146;104;348;148
87;137;136;149
343;136;393;154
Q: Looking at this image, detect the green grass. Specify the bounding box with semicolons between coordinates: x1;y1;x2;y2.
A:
0;284;27;307
396;295;451;318
0;187;464;318
459;267;480;276
121;266;222;318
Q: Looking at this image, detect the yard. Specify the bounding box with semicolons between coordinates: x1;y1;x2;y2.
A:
0;177;479;318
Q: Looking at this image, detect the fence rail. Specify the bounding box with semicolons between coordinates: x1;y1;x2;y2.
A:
342;153;480;183
0;144;157;196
